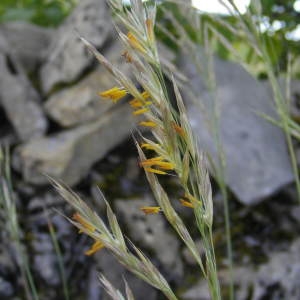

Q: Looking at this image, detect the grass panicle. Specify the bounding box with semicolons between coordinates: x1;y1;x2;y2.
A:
55;0;222;299
52;179;178;300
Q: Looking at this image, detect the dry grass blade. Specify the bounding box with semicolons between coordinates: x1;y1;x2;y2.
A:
124;280;135;300
51;179;178;300
98;274;126;300
0;147;39;300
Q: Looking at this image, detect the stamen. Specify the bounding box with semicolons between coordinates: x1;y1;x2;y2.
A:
133;108;149;115
122;50;133;63
99;87;127;103
144;167;167;175
140;206;161;214
127;32;146;53
172;122;186;137
146;19;154;43
141;143;158;151
85;240;105;256
179;199;194;208
139;121;157;127
72;213;96;233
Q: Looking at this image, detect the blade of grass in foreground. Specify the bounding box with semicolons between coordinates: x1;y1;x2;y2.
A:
45;209;70;300
0;146;39;300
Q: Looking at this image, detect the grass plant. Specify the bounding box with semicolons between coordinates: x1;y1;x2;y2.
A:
53;0;222;299
0;146;39;300
0;146;70;300
45;209;70;300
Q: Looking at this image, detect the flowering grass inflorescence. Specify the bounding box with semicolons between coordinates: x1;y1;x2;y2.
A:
55;0;222;299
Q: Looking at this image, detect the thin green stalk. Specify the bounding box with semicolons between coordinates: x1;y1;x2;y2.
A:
46;213;70;300
219;182;233;299
0;147;39;300
211;118;234;300
205;39;234;299
206;239;221;300
207;228;222;300
195;215;221;300
210;97;234;300
21;255;40;300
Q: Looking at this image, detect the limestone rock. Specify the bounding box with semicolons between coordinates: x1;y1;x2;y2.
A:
86;268;102;300
253;238;300;299
181;55;294;205
115;197;183;280
14;104;136;185
0;22;53;71
45;68;113;126
45;41;131;127
32;233;60;286
0;247;16;298
40;0;112;94
229;238;300;299
183;238;300;300
0;43;47;141
182;280;210;300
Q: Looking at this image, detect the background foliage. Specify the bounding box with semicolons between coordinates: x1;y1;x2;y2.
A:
157;0;300;78
0;0;76;27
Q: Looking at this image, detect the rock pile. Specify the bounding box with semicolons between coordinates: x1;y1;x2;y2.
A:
1;1;300;299
0;0;138;186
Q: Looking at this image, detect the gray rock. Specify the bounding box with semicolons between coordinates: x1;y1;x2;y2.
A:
0;22;53;71
44;40;131;127
222;239;300;299
14;103;136;185
45;68;115;127
290;80;300;99
86;268;102;300
290;80;300;122
185;238;300;300
97;249;158;300
0;116;16;147
28;192;64;213
182;280;210;300
32;233;60;286
115;197;183;280
0;246;17;298
0;278;14;298
252;238;300;299
40;0;112;94
0;45;47;141
181;56;293;204
290;205;300;223
44;41;173;127
191;238;300;300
